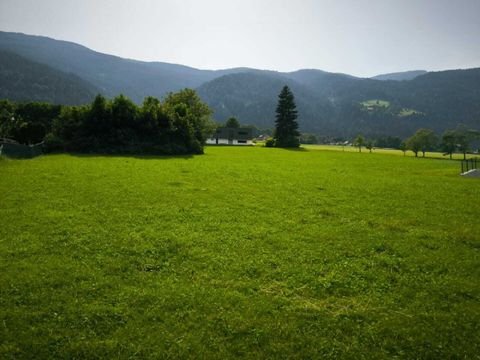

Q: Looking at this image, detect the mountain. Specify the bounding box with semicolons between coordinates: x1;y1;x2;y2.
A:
199;68;480;137
0;31;245;103
0;31;479;138
0;50;97;104
197;72;335;132
371;70;428;81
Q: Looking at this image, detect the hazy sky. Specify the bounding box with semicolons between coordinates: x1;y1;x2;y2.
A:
1;0;479;77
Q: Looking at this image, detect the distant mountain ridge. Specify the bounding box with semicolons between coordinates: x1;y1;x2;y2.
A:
0;49;98;104
371;70;428;81
0;31;247;102
0;31;479;137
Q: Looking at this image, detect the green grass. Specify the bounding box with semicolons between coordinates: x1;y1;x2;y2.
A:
360;100;422;117
1;146;479;358
398;108;422;117
307;144;479;160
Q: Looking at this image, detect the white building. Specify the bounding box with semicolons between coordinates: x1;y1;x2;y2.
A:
206;127;254;145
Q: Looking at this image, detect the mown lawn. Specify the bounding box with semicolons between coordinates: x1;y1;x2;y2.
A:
0;146;479;359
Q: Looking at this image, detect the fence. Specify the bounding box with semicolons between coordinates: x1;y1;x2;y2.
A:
461;158;478;173
0;139;43;158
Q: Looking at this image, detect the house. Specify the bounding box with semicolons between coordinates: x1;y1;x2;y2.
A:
256;134;270;141
206;127;254;145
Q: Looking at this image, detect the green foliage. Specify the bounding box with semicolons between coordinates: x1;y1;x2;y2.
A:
225;117;240;128
300;133;318;144
2;90;213;155
406;134;421;157
365;140;374;153
0;99;61;144
1;147;479;358
441;130;457;159
274;86;300;148
264;138;275;147
406;128;437;157
353;134;365;152
163;89;215;154
452;125;480;160
374;136;402;149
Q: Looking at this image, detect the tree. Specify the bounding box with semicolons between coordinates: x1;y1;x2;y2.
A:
353;134;365;152
406;128;437;157
163;88;215;153
274;86;300;148
85;94;112;139
140;96;164;135
111;94;138;129
300;133;318;144
374;136;402;149
225;117;240;128
441;130;456;159
365;140;374;153
454;126;480;160
406;134;421;157
399;141;407;156
0;100;16;139
418;129;437;157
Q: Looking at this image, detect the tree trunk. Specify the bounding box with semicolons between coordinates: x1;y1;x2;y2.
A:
449;153;452;160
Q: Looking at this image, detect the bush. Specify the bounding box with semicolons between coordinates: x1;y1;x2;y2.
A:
265;138;276;147
43;133;64;153
10;91;215;155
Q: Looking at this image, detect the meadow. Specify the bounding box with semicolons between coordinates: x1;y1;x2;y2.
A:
307;144;479;160
1;146;479;359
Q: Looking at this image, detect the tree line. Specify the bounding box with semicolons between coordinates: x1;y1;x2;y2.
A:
0;89;215;154
353;126;480;159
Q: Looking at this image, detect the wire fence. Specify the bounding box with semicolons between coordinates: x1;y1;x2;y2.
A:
0;139;43;158
461;158;478;173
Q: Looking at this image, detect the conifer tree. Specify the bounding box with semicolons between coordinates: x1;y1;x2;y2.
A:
274;86;300;148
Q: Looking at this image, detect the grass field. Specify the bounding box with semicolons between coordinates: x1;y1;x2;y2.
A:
361;99;390;108
1;146;479;358
307;144;479;160
359;99;422;117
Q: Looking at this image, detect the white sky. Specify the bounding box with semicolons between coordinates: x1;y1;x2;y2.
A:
1;0;479;77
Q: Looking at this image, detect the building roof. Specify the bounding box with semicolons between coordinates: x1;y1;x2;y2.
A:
213;127;253;140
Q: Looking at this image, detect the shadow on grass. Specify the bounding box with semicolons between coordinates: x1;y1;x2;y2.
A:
63;152;196;161
277;146;309;152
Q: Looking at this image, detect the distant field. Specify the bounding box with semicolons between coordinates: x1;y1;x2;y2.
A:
1;147;479;358
359;99;422;117
306;144;479;160
398;108;422;117
361;99;390;108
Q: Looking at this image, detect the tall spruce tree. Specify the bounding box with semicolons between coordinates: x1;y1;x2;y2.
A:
274;86;300;148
